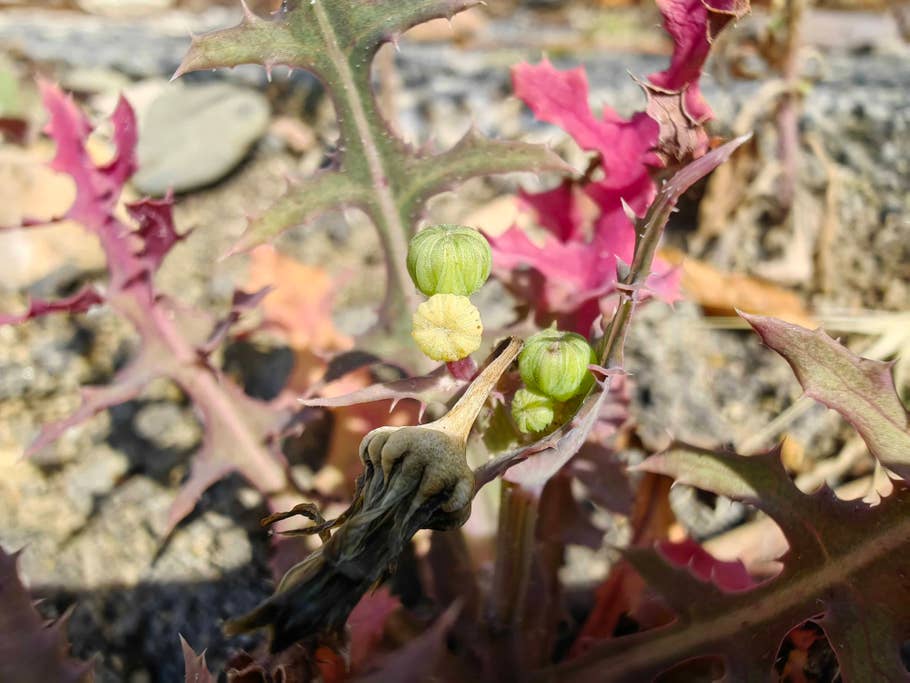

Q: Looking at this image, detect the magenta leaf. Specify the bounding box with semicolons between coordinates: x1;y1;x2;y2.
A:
743;313;910;479
512;59;660;191
644;0;750;161
655;538;756;592
493;2;748;329
490;59;677;331
478;137;750;494
0;546;94;683
126;193;185;273
1;82;294;528
649;0;751;125
0;286;103;325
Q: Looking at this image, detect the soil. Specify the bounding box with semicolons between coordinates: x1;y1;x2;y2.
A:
0;2;906;680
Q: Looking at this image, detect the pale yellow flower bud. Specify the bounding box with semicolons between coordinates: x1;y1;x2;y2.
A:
411;293;483;362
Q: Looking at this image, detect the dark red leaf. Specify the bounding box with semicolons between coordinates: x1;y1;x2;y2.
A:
0;286;103;325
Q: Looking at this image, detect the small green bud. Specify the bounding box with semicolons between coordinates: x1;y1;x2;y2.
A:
412;293;483;362
511;387;556;434
407;224;492;297
518;328;596;402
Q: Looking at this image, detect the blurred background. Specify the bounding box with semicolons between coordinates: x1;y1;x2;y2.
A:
0;0;907;680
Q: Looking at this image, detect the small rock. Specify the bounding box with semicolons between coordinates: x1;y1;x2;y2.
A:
76;0;176;17
133;83;270;196
133;401;201;452
60;67;131;96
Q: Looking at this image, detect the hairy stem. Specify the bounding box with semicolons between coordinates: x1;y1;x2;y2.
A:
433;337;523;445
311;1;419;330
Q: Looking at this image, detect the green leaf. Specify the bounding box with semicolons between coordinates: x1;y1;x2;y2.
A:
742;313;910;478
176;0;568;329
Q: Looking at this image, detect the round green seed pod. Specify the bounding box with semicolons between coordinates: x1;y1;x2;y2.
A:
407;224;492;297
511;387;556;434
412;293;483;362
518;328;596;402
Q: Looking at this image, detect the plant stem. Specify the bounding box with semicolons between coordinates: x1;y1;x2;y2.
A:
432;338;522;446
311;1;420;331
489;482;539;630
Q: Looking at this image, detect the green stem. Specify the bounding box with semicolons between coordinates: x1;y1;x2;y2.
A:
311;1;419;329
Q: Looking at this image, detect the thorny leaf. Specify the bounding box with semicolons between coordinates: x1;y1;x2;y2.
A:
1;83;294;528
477;136;751;495
489;60;677;331
550;445;910;682
489;0;748;330
180;635;216;683
648;0;751;127
0;286;103;325
0;546;94;683
640;81;709;164
743;313;910;479
175;0;568;329
301;364;466;418
559;330;910;680
347;587;402;672
354;603;460;683
126;193;184;273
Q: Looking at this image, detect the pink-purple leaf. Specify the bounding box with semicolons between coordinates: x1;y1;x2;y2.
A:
478;136;750;494
126;193;185;273
180;635;215;683
5;83;294;528
493;3;749;328
649;0;751;125
743;313;910;479
354;603;460;683
0;286;103;325
26;354;155;458
655;538;756;592
512;59;660;190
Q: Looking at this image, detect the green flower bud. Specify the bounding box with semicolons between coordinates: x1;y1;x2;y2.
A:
412;293;483;362
518;328;596;402
511;387;556;434
407;224;492;297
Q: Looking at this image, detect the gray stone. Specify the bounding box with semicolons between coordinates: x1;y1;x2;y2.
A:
133;83;270;195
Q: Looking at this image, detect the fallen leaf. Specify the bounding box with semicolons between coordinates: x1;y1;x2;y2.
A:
661;247;815;327
246;245;354;388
